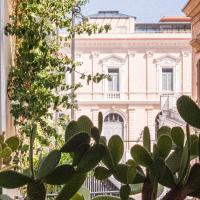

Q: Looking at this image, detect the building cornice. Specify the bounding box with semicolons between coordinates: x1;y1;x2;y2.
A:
183;0;200;18
73;38;192;53
77;100;160;106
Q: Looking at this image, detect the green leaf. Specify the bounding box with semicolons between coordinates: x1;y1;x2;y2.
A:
131;145;152;168
166;149;183;174
73;144;90;166
94;166;111;180
98;112;103;134
143;126;151;152
131;168;146;184
102;146;115;170
43;164;76;185
0;170;32;188
27;180;46;200
177;95;200;129
186;163;200;191
153;158;176;188
3;156;12;165
0;147;12;159
77;116;94;134
127;166;136;184
157;126;171;139
65;121;80;142
171;127;185;148
99;136;107;145
70;193;84;200
191;138;199;157
91;127;100;143
56;173;87;200
5;136;20;151
108;135;124;165
38;150;61;178
113;164;129;184
61;132;90;153
77;144;106;173
178;143;190;184
155;135;172;159
126;159;137;167
120;185;130;200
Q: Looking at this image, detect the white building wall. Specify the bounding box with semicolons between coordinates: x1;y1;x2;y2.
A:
61;14;192;154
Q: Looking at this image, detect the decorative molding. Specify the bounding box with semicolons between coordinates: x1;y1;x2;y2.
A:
180;51;191;57
153;54;181;65
145;51;154;58
90;52;99;59
127;51;136;57
99;54;126;65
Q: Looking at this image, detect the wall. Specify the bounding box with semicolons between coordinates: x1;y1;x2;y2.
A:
183;0;200;103
61;29;192;153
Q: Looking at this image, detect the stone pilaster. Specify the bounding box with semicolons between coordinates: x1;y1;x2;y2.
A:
145;51;154;98
127;51;136;98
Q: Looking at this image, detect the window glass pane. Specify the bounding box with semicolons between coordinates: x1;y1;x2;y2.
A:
162;68;173;91
162;74;167;91
108;68;119;91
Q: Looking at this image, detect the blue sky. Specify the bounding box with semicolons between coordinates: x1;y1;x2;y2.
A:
83;0;188;22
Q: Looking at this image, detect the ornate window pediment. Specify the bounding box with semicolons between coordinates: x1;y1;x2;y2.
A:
99;55;126;66
153;55;180;66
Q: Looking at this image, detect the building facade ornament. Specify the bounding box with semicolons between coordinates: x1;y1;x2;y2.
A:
180;51;191;57
153;55;181;65
90;52;99;59
145;51;154;58
99;54;126;65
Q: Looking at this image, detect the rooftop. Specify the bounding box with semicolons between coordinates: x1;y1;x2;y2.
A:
88;11;136;19
159;16;191;22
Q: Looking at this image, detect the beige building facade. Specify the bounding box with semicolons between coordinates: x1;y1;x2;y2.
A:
184;0;200;104
61;11;192;153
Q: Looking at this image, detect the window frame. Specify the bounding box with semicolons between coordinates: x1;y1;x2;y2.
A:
108;68;120;92
161;68;174;92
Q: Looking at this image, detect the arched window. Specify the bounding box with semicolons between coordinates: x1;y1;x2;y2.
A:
103;113;124;140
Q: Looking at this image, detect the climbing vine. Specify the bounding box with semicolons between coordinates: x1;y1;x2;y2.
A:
5;0;110;166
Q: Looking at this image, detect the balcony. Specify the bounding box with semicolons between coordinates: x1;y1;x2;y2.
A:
159;94;186;127
107;92;121;100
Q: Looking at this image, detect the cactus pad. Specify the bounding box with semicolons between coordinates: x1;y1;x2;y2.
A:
38;150;61;178
0;170;32;188
177;95;200;129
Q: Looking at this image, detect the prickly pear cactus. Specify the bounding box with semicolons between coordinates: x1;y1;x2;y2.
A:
0;133;20;171
0;114;106;200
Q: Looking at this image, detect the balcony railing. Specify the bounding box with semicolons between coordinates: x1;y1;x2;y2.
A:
107;92;120;100
160;94;186;125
